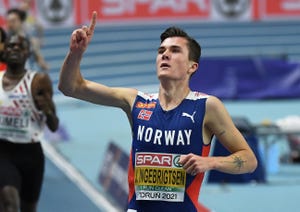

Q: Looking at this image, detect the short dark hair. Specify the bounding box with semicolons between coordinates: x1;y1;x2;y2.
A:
7;8;27;22
160;27;201;63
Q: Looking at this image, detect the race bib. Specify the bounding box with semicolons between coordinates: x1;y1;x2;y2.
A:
134;152;186;202
0;107;31;141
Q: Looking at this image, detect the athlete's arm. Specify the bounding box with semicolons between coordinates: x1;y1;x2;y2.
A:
180;96;257;175
32;73;59;132
58;11;137;113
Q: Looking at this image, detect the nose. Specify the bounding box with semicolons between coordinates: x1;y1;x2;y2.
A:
162;50;170;60
10;44;22;52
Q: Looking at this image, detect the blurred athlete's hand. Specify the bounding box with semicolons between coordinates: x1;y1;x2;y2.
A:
70;11;97;53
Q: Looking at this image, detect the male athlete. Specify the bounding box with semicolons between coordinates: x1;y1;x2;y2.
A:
59;12;257;212
0;34;58;212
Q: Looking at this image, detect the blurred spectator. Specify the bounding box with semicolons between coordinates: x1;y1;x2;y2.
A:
277;115;300;163
6;8;26;35
6;7;49;71
20;0;45;54
0;27;6;71
287;135;300;163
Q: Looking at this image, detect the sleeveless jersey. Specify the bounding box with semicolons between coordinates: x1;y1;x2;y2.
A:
128;91;211;212
0;71;46;143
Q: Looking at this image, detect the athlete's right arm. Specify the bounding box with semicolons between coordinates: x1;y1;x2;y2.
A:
58;11;137;113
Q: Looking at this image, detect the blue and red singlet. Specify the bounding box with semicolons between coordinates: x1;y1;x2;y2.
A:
127;91;211;212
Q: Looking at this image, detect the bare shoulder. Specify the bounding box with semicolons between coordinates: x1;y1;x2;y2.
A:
116;87;138;105
32;72;51;83
118;87;138;108
31;72;53;94
204;95;233;131
206;95;226;114
118;87;138;96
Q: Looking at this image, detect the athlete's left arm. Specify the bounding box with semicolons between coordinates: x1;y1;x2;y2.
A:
32;73;59;132
180;96;257;175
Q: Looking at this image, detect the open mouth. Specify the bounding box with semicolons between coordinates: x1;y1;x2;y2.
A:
160;63;171;68
7;52;22;62
9;54;20;60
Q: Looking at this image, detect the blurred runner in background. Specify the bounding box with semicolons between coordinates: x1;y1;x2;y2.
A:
0;34;58;212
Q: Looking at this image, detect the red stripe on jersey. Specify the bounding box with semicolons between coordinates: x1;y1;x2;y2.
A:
127;149;135;203
186;144;211;211
202;145;211;157
13;100;19;108
186;173;205;211
23;78;30;94
196;203;211;212
19;85;24;94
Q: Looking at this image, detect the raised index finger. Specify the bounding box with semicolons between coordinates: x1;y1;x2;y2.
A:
88;11;97;33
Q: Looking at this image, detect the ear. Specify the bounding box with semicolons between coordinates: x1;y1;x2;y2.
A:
188;61;198;75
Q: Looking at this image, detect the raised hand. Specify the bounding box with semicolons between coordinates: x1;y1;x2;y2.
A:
70;11;97;53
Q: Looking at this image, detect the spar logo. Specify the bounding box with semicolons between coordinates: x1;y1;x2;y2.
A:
173;155;183;168
135;153;181;168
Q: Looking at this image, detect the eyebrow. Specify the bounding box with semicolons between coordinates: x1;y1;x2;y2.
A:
157;45;182;51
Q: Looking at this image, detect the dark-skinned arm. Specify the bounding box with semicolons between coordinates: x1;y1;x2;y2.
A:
32;72;59;131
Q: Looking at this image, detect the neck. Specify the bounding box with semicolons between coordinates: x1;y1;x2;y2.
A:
5;65;26;79
158;80;190;111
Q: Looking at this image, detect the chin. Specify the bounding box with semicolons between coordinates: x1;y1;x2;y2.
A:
157;72;169;78
157;74;176;82
6;61;24;66
6;56;25;65
7;59;22;64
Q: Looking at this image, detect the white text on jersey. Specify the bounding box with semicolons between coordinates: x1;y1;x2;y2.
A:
137;125;192;146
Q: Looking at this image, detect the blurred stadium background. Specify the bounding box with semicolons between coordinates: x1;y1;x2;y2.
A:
2;0;300;211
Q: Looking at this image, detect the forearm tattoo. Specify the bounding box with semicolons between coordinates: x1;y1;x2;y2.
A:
232;155;246;171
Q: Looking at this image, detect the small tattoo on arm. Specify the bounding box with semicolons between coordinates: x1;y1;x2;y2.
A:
232;155;246;170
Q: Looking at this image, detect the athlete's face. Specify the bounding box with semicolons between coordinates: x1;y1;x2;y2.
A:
3;35;30;65
156;37;197;82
